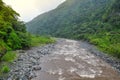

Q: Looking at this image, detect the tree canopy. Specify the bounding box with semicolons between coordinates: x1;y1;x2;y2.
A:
0;0;31;58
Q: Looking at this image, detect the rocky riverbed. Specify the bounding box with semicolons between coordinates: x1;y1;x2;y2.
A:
0;43;55;80
0;38;120;80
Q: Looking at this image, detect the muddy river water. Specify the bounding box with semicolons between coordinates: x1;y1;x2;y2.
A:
32;39;120;80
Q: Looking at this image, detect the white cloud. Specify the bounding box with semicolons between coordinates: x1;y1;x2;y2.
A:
3;0;65;22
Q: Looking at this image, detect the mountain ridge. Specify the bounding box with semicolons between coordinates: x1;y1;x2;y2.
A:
26;0;120;58
26;0;113;35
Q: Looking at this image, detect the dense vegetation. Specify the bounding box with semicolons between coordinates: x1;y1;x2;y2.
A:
0;0;31;58
27;0;120;58
0;0;54;74
0;0;30;74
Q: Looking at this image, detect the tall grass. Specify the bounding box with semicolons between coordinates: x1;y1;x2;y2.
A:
1;51;17;62
31;35;55;47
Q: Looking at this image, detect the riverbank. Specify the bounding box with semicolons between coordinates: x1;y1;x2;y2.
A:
0;35;55;77
0;38;120;80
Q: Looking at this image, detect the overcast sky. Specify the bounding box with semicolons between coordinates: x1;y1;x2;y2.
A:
3;0;65;22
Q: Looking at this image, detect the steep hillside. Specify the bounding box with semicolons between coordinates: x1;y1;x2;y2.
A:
27;0;112;35
26;0;120;58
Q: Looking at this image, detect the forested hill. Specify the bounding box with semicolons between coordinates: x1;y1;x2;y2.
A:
26;0;114;36
26;0;120;58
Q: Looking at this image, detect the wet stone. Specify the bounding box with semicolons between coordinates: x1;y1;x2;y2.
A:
28;72;36;79
37;50;41;53
17;58;24;61
19;50;26;53
32;66;41;71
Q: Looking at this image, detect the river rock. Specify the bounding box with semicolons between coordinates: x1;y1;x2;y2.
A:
32;66;41;71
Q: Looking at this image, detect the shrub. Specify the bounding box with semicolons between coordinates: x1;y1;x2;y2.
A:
1;65;10;73
106;44;120;58
6;32;22;49
0;31;6;39
0;39;10;58
17;32;31;49
1;51;17;62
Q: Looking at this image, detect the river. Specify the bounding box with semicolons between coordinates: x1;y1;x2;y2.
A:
32;39;120;80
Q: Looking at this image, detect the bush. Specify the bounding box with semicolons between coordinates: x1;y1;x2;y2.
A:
90;38;101;45
0;31;6;39
17;32;31;49
1;51;17;62
1;65;10;73
106;44;120;58
0;40;10;58
6;32;22;49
